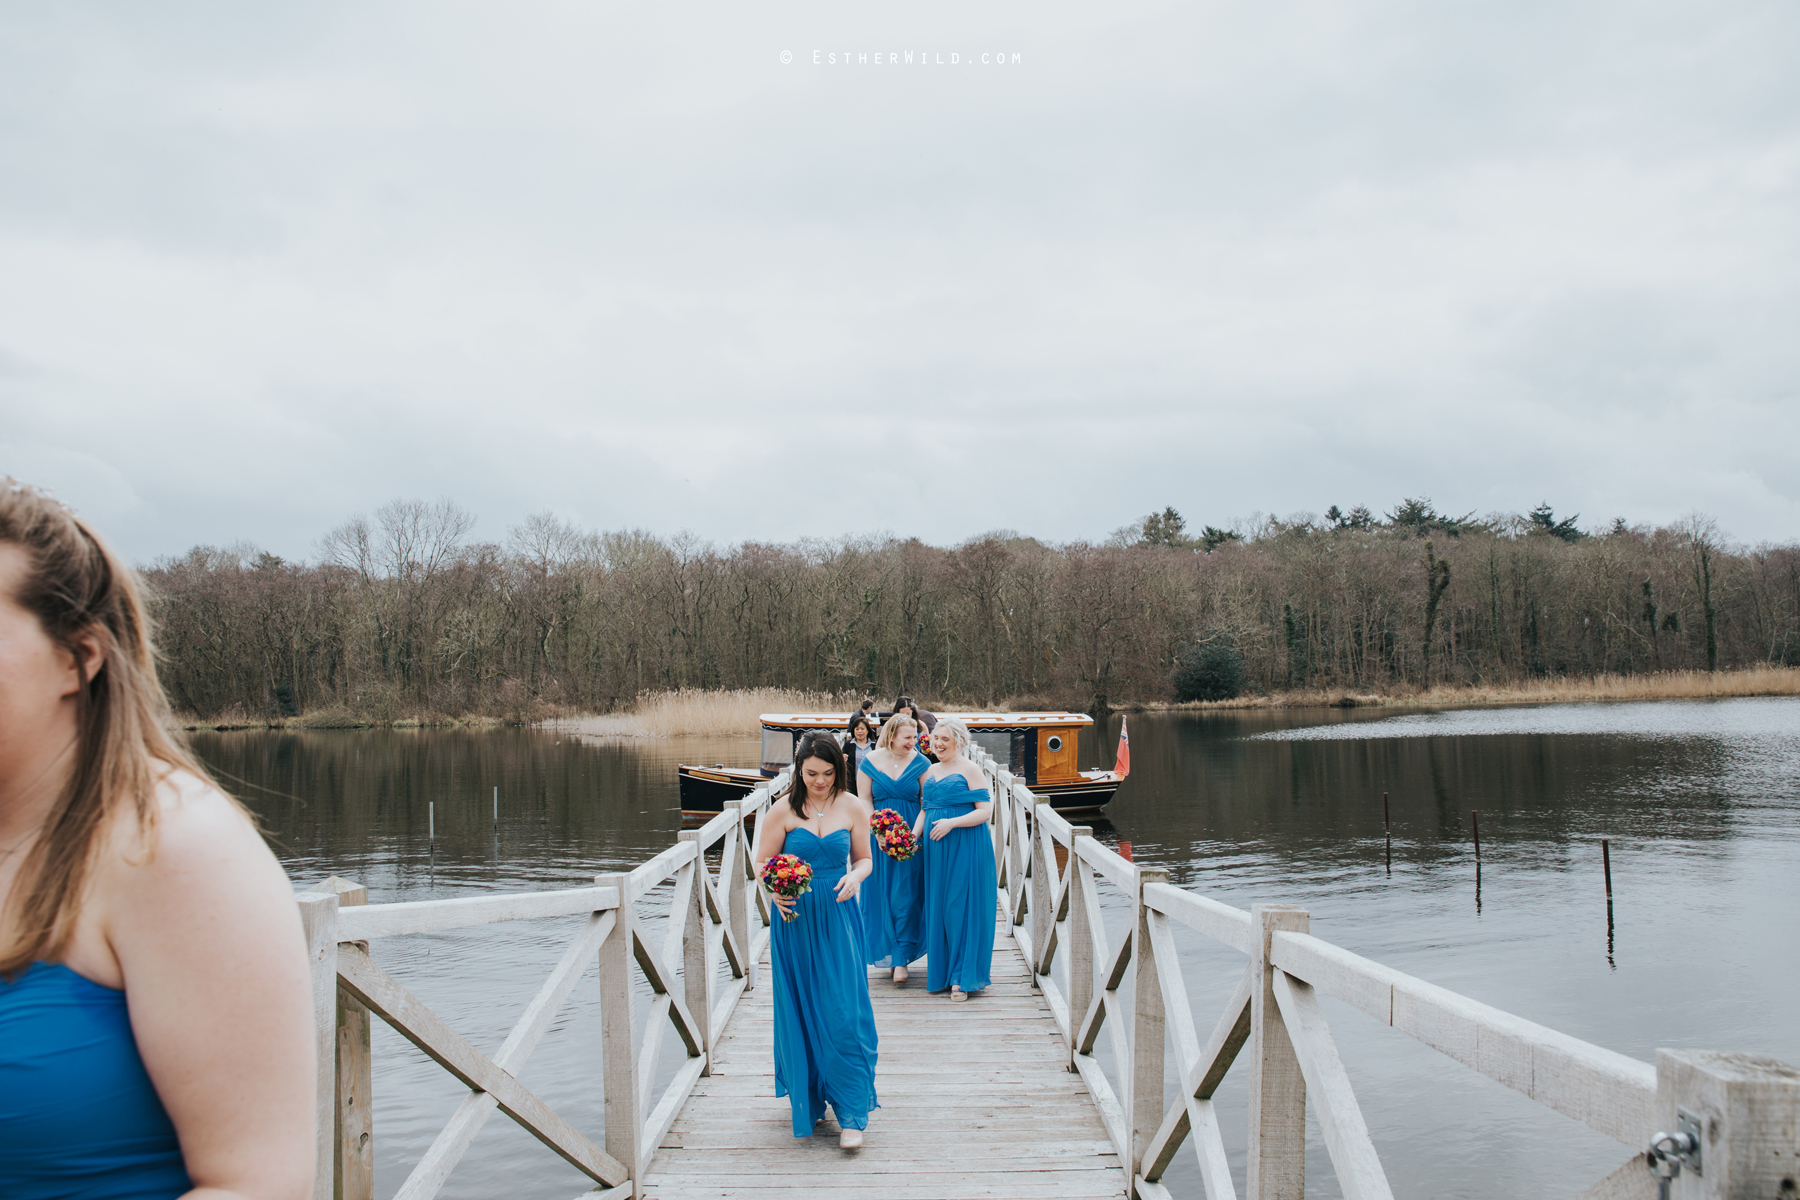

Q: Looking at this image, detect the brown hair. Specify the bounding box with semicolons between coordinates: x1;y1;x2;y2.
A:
783;732;847;821
0;479;219;975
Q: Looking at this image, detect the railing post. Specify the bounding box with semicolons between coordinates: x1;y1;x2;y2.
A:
1007;784;1029;926
1065;827;1094;1073
1130;866;1170;1187
1656;1049;1800;1199
1248;903;1310;1200
677;832;714;1071
296;891;340;1200
310;877;373;1200
596;871;642;1198
992;768;1012;888
1030;796;1055;973
724;799;755;990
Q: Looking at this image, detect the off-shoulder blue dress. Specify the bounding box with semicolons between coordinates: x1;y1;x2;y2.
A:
859;752;929;968
921;773;997;993
1;962;193;1199
770;827;880;1136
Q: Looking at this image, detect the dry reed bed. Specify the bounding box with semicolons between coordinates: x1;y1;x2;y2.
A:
554;688;863;739
183;667;1800;733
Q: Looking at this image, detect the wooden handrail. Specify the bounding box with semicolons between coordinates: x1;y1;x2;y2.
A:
962;743;1798;1200
337;884;621;940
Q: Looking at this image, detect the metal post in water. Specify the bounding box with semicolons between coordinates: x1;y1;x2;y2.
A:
493;785;498;829
1384;790;1392;875
429;801;435;840
1603;838;1615;964
1472;809;1481;912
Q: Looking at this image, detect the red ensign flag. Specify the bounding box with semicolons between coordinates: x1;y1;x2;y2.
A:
1115;715;1131;779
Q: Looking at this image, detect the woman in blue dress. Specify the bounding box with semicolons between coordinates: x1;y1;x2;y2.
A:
916;718;997;1000
856;715;928;984
753;733;880;1148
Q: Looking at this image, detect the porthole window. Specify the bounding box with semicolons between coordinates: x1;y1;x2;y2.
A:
1046;735;1063;752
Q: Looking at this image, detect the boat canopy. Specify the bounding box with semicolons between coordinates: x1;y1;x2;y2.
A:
759;711;1094;777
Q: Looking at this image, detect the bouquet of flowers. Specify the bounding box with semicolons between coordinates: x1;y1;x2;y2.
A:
870;809;920;861
760;854;813;922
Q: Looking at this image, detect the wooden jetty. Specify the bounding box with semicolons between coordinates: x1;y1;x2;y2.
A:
297;746;1800;1200
647;911;1124;1199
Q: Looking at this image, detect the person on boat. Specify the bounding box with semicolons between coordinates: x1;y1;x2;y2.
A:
856;715;928;984
916;718;996;1001
844;714;873;780
0;480;316;1200
894;695;937;734
753;733;879;1148
847;698;876;729
893;698;937;762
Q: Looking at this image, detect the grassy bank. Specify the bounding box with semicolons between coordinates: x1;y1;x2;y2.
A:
178;704;517;732
1153;665;1800;712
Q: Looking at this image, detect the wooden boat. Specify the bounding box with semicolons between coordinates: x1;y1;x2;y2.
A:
677;711;1123;819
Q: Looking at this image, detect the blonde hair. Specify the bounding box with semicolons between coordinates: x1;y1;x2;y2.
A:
933;717;971;757
876;714;915;752
0;479;226;976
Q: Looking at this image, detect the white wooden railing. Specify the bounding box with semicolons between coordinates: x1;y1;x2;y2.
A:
290;746;1798;1200
964;744;1800;1200
294;770;788;1200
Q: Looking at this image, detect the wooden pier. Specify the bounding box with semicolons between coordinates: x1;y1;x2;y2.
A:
644;912;1124;1200
297;747;1800;1200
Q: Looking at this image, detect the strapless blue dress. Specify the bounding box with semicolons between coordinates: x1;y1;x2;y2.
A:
921;774;997;993
770;827;880;1135
0;962;193;1200
859;753;928;968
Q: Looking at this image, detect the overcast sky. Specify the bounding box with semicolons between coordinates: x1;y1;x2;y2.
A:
2;1;1797;563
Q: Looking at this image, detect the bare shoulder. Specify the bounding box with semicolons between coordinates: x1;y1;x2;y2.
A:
79;767;303;993
960;762;989;790
101;770;292;932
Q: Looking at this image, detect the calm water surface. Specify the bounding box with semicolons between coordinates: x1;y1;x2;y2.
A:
194;697;1800;1200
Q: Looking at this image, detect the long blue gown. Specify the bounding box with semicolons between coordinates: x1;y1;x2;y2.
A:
770;827;880;1135
921;773;997;993
859;753;929;968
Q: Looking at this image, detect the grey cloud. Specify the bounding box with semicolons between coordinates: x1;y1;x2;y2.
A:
0;0;1795;560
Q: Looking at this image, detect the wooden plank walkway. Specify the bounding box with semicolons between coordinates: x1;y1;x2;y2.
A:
641;909;1129;1200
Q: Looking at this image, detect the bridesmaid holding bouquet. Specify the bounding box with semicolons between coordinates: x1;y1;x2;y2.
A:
856;716;929;982
753;734;879;1147
918;718;997;1000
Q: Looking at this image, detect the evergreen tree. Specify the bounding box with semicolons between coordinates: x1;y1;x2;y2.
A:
1527;503;1585;542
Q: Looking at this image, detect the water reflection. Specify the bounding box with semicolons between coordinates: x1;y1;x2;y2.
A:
193;696;1800;1200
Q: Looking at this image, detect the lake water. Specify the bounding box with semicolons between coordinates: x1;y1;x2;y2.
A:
194;697;1800;1200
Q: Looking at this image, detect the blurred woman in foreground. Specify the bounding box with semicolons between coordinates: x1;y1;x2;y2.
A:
0;480;315;1200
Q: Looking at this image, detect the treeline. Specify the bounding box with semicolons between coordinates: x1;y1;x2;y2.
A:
143;498;1800;721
